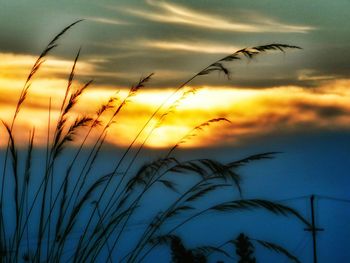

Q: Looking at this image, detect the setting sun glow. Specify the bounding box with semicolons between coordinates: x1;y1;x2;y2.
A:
1;52;350;149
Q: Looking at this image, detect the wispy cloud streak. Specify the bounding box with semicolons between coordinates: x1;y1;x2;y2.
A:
141;40;241;54
87;16;129;26
122;0;314;33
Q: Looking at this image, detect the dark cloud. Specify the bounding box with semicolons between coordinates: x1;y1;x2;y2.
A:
1;0;350;89
295;102;349;119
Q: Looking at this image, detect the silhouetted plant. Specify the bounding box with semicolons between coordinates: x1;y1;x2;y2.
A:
149;235;230;263
152;232;301;263
169;236;206;263
205;232;302;263
0;20;308;263
234;233;256;263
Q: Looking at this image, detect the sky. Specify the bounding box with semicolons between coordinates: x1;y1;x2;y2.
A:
1;0;350;148
0;0;350;262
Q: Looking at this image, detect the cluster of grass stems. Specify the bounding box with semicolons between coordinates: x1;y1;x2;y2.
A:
0;20;309;263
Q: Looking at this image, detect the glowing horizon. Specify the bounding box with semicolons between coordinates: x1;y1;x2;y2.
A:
1;52;350;149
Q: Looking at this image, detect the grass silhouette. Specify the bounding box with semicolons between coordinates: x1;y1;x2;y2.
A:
0;20;309;262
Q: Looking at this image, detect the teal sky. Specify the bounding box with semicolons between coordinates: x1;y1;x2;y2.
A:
1;0;350;88
0;2;350;262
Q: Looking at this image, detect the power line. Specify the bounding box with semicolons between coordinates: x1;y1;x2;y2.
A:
282;234;305;263
274;194;350;204
316;194;350;204
294;233;309;254
103;194;350;230
283;233;309;263
295;235;310;263
274;195;310;203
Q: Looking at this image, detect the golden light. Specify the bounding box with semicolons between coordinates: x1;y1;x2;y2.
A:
1;52;350;149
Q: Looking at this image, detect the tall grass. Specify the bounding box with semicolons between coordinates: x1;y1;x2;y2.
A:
151;233;301;262
0;20;308;262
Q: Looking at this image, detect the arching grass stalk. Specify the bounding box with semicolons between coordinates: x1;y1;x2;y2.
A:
32;94;118;260
88;172;230;262
69;74;154;261
137;199;310;263
39;94;118;261
36;78;140;261
90;152;247;262
0;20;83;257
118;152;280;262
36;47;82;261
15;128;35;260
87;118;233;258
34;45;95;261
74;64;226;260
0;20;304;263
125;170;243;262
73;44;301;263
74;45;254;260
15;65;94;263
114;44;302;197
88;44;301;243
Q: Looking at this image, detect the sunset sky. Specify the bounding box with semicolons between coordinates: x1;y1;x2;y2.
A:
1;1;350;262
1;0;350;148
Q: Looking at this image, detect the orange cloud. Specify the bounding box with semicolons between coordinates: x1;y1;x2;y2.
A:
1;53;350;150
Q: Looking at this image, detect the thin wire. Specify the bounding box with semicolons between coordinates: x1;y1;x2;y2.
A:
17;194;349;241
16;193;350;260
293;234;310;263
273;195;310;203
282;233;309;263
294;233;309;254
316;194;350;204
59;194;348;232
